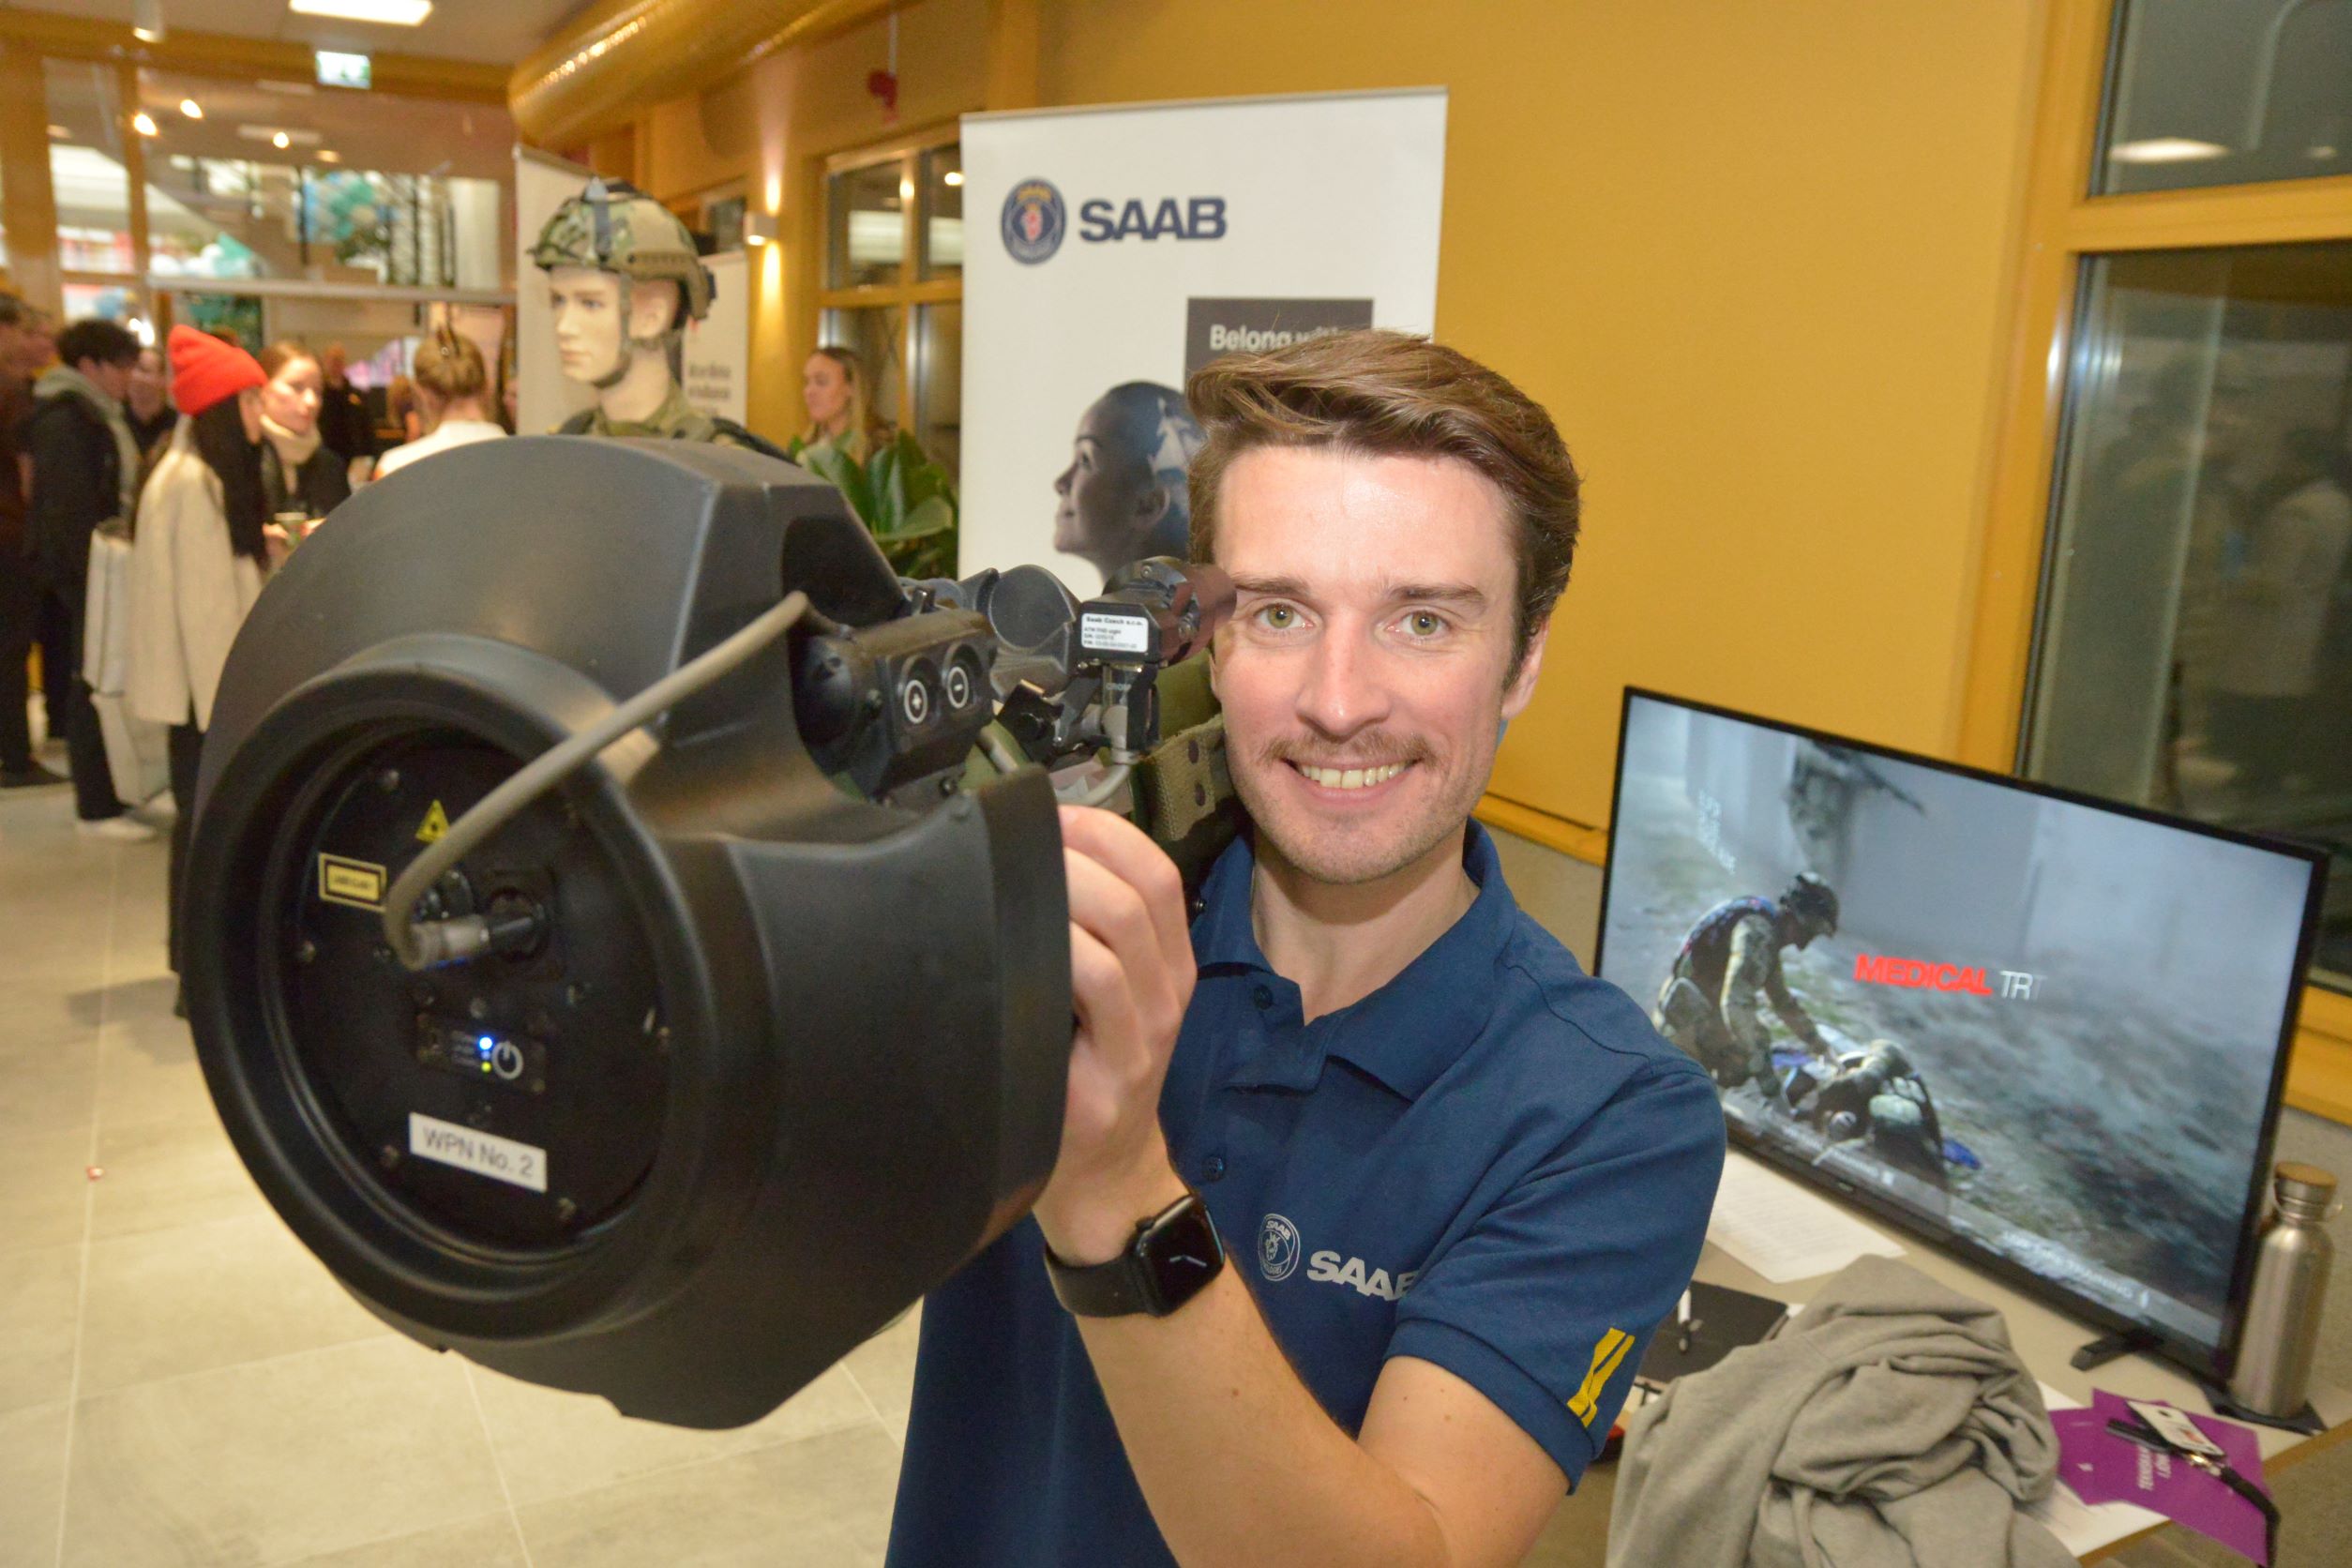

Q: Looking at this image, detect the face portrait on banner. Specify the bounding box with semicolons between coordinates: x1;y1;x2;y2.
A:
1052;383;1204;578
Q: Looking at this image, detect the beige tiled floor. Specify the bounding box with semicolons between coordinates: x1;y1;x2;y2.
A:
0;777;913;1568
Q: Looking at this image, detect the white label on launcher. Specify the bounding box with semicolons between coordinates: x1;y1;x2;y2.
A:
1080;613;1150;655
407;1112;548;1193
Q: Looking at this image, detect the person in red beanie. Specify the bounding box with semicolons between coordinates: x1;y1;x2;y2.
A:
128;325;275;989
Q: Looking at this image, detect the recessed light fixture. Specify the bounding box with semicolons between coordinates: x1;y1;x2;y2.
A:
287;0;432;24
317;149;342;163
239;125;324;147
180;98;204;120
2108;137;2230;164
132;112;159;137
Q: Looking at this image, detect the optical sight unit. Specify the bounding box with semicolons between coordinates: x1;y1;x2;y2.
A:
184;436;1235;1427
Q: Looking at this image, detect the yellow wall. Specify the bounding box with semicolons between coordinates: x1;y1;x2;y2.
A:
1037;0;2043;831
629;0;991;447
631;0;2042;832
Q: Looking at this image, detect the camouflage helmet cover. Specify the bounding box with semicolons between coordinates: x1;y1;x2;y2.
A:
1782;871;1840;937
532;177;715;324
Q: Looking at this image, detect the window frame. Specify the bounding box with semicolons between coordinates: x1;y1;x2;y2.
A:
813;129;963;460
1962;0;2352;1119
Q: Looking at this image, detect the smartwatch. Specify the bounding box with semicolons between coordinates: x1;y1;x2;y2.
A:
1045;1192;1226;1318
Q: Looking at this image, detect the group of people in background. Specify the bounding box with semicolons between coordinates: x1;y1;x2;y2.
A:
3;294;504;1005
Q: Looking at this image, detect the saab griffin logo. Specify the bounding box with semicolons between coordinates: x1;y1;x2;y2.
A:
1001;178;1067;264
1258;1214;1302;1282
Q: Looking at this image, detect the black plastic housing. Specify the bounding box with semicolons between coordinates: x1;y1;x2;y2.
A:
184;437;1071;1426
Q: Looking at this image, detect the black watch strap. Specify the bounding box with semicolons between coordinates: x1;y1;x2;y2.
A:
1045;1191;1226;1318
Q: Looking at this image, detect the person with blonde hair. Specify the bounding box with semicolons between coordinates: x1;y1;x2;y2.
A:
385;375;421;449
374;326;506;480
793;345;892;464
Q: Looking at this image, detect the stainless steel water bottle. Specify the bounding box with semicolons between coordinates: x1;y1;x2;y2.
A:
2227;1163;2337;1418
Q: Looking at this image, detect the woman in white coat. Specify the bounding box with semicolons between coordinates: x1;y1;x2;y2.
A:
128;325;274;984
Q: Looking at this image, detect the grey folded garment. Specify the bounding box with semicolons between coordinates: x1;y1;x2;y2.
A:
1606;1255;2072;1568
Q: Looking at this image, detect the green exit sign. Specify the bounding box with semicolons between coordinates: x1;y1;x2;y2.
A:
316;51;372;90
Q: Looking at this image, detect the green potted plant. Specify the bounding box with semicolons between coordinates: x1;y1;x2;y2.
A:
790;430;958;580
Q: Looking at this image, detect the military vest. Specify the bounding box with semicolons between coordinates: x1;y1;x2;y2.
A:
1673;895;1781;1000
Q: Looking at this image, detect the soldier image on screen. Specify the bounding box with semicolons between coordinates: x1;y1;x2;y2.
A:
1651;872;1840;1092
1794;1039;1949;1189
531;177;775;452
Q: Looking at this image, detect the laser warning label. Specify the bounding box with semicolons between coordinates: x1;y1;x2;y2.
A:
316;853;386;911
407;1112;548;1193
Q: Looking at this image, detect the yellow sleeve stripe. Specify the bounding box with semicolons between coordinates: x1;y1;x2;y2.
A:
1567;1328;1635;1426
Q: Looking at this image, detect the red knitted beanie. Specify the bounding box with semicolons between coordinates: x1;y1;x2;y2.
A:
168;324;266;415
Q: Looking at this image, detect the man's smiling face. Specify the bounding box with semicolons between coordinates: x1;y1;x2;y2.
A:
1209;444;1547;886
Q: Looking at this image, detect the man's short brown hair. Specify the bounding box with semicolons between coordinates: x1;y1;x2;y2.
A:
1185;330;1580;673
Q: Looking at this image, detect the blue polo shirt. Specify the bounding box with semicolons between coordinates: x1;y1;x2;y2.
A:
884;824;1725;1567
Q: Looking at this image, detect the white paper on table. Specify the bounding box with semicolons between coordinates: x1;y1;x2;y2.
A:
1706;1151;1907;1283
2026;1381;2168;1554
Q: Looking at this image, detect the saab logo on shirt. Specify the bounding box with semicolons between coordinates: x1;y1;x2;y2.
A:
1307;1251;1419;1302
1259;1214;1419;1300
1258;1214;1302;1281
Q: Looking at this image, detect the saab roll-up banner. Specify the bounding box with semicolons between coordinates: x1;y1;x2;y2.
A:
959;89;1448;591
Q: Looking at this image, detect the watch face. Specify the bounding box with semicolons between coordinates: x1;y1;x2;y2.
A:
1141;1199;1225;1313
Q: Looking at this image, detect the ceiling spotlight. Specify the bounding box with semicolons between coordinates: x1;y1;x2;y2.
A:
2108;137;2230;164
133;112;160;137
273;130;292;150
132;0;165;42
287;0;433;23
942;170;963;187
180;98;204;120
47;124;68;139
317;149;342;163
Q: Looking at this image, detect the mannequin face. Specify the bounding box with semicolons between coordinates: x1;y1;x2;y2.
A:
550;267;626;384
803;354;852;432
262;355;324;434
549;266;678;387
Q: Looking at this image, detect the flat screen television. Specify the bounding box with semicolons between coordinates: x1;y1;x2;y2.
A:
1594;688;2328;1380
